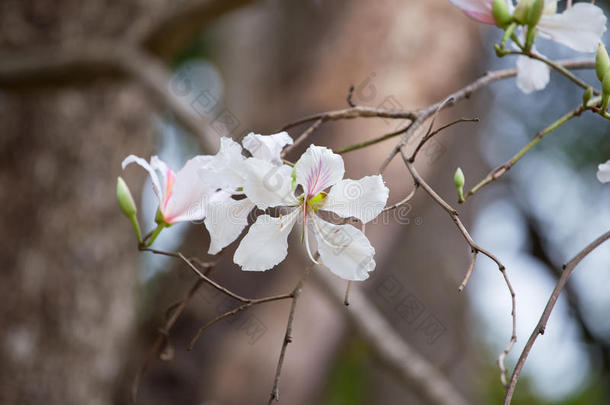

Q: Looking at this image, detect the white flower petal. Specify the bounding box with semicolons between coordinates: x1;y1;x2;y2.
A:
242;131;293;165
312;216;376;281
597;160;610;183
150;156;171;194
198;137;246;190
321;175;389;223
163;156;218;223
516;54;550;93
122;154;163;203
205;197;256;254
241;158;299;209
538;3;607;53
296;145;345;198
234;209;299;271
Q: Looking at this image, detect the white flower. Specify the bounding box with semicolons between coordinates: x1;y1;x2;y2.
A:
449;1;607;93
233;145;389;281
597;160;610;183
203;132;293;254
516;1;607;93
122;154;221;224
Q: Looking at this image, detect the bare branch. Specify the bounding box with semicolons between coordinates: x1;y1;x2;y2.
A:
458;251;478;292
409;117;479;163
267;270;310;404
503;230;610;405
378;59;593;172
463;105;585;202
281;118;323;158
400;152;517;385
281;106;418;131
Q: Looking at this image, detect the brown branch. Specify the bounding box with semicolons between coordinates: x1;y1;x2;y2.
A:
267;269;310;404
188;292;293;350
458;251;478;292
400;152;517;385
503;230;610;405
409;117;479;163
281;118;323;158
378;59;594;173
335;122;412;155
281;105;418;131
313;269;469;405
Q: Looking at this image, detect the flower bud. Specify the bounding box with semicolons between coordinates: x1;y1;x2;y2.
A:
492;0;512;29
582;87;593;107
526;0;544;28
513;0;533;25
602;69;610;112
454;167;465;202
596;43;610;83
117;176;137;217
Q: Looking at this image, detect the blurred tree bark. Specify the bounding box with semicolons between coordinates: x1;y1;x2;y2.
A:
0;1;160;404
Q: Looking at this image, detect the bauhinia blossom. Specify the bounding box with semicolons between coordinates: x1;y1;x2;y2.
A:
122;154;222;224
233;144;389;281
598;160;610;183
449;0;607;93
203;132;294;254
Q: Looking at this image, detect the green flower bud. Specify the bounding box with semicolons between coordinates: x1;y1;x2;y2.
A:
513;0;533;25
117;176;137;217
526;0;544;28
454;167;465;202
596;43;610;83
582;87;593;107
492;0;512;29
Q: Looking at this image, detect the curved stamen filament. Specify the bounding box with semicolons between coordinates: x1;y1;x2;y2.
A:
303;215;319;265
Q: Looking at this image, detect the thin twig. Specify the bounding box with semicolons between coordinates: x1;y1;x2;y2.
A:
347;85;356;107
381;183;419;213
281;106;418;131
458;251;478;292
378;59;594;173
188;293;293;350
281;118;323;158
463;105;585;202
503;230;610;405
267;269;310;404
336;122;412;155
409;117;479;163
400;151;517;385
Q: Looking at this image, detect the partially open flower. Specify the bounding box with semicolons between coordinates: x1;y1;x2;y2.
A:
122;154;220;224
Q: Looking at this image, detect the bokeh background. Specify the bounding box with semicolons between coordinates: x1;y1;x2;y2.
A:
1;1;609;404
